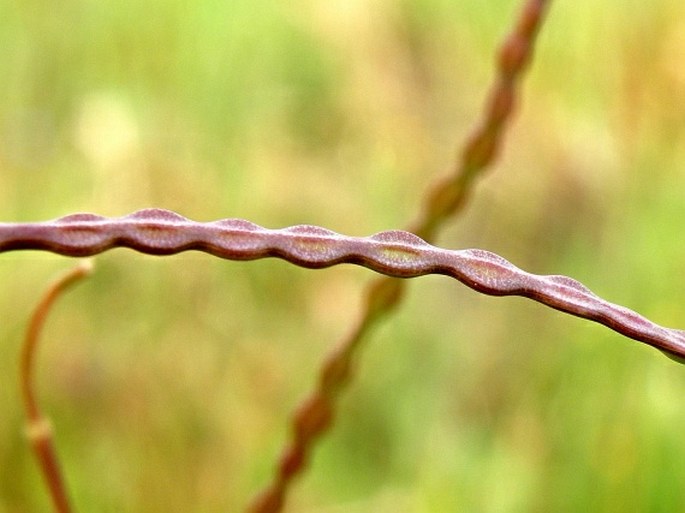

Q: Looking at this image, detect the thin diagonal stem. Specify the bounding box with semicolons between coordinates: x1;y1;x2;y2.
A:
248;1;551;510
412;0;549;239
20;260;93;513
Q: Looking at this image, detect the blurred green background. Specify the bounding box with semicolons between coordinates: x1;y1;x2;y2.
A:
2;0;685;511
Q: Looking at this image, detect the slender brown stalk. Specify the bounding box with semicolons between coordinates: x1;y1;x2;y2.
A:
20;260;93;513
248;1;550;510
411;0;548;239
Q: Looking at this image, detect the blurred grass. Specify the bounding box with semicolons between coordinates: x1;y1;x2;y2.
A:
1;0;685;511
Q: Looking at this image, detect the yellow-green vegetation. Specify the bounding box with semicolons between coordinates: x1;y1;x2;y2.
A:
1;1;685;511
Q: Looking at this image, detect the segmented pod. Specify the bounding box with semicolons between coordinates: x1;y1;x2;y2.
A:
1;208;683;361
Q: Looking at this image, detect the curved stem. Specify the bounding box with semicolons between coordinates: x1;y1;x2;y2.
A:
20;260;93;513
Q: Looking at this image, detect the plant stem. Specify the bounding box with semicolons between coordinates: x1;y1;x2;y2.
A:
20;260;93;513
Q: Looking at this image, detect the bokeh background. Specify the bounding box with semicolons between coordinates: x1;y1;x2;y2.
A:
2;0;685;511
